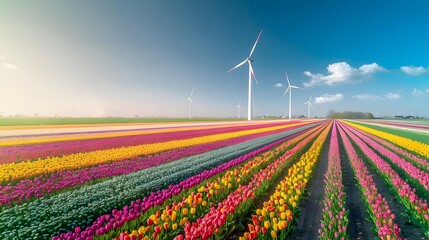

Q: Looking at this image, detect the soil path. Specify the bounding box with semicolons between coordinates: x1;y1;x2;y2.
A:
339;136;376;240
288;131;331;239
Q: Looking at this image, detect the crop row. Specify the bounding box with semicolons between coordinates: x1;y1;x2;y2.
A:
108;122;325;240
346;121;429;159
337;122;402;239
61;122;327;240
0;121;292;163
0;122;307;183
319;121;348;240
238;121;331;239
340;121;429;237
0;123;308;207
0;122;320;239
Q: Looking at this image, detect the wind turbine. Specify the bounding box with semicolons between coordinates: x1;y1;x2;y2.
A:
303;94;313;119
186;88;194;119
282;72;301;119
228;30;262;121
235;100;241;119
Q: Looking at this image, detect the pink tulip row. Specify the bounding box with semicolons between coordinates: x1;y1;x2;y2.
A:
351;126;429;172
0;121;294;164
180;122;331;240
0;124;307;207
319;122;348;240
342;123;429;191
339;122;429;236
54;123;324;240
337;122;402;239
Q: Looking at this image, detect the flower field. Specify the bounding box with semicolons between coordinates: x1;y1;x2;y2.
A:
2;119;429;239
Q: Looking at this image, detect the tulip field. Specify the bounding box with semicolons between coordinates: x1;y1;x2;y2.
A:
1;119;429;240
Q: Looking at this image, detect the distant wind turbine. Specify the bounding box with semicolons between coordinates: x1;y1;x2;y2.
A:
282;72;301;119
186;88;194;119
235;100;241;119
303;94;313;119
228;30;262;121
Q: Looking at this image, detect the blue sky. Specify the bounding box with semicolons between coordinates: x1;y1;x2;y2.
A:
0;0;428;117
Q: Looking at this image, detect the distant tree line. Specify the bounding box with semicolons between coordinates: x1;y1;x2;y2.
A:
327;110;374;119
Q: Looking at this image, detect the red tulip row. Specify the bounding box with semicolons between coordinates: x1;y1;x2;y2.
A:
99;122;327;240
113;123;329;240
337;122;402;239
339;121;429;237
343;122;429;191
235;121;331;240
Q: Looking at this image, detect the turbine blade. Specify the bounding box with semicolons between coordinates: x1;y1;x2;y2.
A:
285;72;291;86
281;87;290;98
309;94;313;101
227;59;247;72
190;88;194;97
249;30;262;58
249;62;258;85
290;86;301;89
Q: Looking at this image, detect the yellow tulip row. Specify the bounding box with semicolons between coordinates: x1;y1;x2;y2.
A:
344;121;429;158
0;122;306;183
0;122;261;147
240;122;331;240
113;124;324;240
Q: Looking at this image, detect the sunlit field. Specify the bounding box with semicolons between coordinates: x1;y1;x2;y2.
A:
2;1;429;239
0;119;428;239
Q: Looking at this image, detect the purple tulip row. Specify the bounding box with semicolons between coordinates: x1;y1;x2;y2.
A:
0;124;307;207
343;122;429;191
337;122;402;239
0;121;293;164
319;122;348;240
351;126;429;172
339;122;429;234
53;123;323;240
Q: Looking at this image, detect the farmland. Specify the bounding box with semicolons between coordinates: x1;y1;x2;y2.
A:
1;119;429;240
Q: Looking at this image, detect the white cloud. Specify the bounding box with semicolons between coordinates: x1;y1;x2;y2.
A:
400;66;428;76
385;93;401;99
0;56;20;71
304;62;385;87
274;83;283;88
354;94;381;101
314;93;344;104
3;63;19;70
355;92;402;100
426;89;429;94
412;88;423;96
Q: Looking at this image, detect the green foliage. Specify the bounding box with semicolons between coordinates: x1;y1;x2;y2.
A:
326;110;374;119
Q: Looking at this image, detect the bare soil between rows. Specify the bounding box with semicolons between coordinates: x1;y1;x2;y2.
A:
288;131;331;239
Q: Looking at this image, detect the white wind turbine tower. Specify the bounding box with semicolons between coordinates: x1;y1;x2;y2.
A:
282;72;301;119
228;30;262;121
235;100;241;119
186;88;194;119
303;94;313;119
